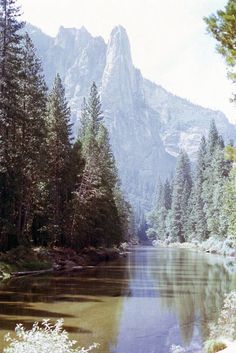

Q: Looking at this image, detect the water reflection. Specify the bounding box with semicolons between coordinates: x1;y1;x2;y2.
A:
113;247;236;353
0;259;128;352
0;247;235;353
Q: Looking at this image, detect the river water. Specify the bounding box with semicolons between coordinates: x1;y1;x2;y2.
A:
0;246;235;353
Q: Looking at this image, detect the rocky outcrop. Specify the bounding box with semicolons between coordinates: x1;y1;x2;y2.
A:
26;23;236;219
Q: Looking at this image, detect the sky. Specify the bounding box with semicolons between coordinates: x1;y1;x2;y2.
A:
19;0;235;123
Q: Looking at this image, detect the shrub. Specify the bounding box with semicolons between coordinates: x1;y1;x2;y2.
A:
209;291;236;341
4;319;98;353
204;340;227;353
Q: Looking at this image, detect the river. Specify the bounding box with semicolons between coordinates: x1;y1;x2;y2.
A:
0;246;235;353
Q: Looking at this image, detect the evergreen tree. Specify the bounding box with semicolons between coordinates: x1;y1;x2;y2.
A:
87;82;103;134
146;178;172;241
187;136;208;241
46;74;73;245
205;0;236;99
97;124;118;190
202;122;230;239
170;151;192;243
146;179;163;240
163;179;172;210
0;0;24;164
17;33;48;243
113;185;132;242
208;145;228;237
0;0;24;248
223;164;236;243
70;82;125;249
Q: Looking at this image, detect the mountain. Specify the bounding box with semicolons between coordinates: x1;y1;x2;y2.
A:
25;23;236;221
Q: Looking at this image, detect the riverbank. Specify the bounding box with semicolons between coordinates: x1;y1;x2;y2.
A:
0;244;129;279
153;236;236;259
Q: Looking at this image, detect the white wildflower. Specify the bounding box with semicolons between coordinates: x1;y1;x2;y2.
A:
4;319;98;353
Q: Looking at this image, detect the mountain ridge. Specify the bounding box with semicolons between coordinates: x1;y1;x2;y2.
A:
25;23;236;221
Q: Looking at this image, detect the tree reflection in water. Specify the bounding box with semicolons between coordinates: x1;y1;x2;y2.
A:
113;247;236;353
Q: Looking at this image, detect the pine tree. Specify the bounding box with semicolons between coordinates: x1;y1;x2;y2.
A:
146;179;163;240
113;185;132;242
170;151;192;243
202;122;229;239
87;82;103;134
205;0;236;99
0;0;24;248
208;145;228;237
97;124;118;190
163;178;172;210
16;33;48;243
46;74;73;245
187;136;208;241
146;178;172;241
70;82;125;249
223;166;236;242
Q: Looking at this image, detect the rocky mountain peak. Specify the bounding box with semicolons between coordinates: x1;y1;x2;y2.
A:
26;23;236;220
101;25;136;113
109;25;131;56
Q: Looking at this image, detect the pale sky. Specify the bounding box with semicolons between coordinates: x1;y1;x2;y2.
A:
19;0;235;123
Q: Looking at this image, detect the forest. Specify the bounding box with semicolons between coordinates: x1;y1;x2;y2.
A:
0;0;132;253
147;122;236;251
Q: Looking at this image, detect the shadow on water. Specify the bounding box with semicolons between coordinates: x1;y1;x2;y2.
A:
0;246;235;353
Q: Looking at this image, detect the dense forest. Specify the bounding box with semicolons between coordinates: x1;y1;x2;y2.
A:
147;121;236;247
0;0;132;251
147;0;236;249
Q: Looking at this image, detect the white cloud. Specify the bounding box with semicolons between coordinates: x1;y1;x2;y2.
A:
19;0;235;122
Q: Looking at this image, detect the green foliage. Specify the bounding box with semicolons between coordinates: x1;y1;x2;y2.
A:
205;0;236;99
204;340;227;353
147;120;235;246
170;151;192;243
0;0;129;253
225;145;236;162
208;291;236;343
70;83;130;249
46;74;73;245
223;167;236;240
146;178;172;241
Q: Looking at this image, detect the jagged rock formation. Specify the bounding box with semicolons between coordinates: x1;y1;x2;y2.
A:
26;23;236;220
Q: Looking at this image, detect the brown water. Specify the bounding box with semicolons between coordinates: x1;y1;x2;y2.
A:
0;246;235;353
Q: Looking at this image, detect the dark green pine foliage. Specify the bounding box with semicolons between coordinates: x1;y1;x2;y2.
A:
163;179;172;210
46;74;73;245
0;0;24;248
202;121;229;238
17;33;48;243
87;82;103;133
70;83;124;249
204;0;236;100
147;121;234;245
113;185;132;242
202;121;220;234
187;136;208;241
207;144;229;237
171;151;192;243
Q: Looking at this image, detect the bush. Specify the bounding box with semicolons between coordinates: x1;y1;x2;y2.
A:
209;291;236;341
204;340;227;353
4;320;98;353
